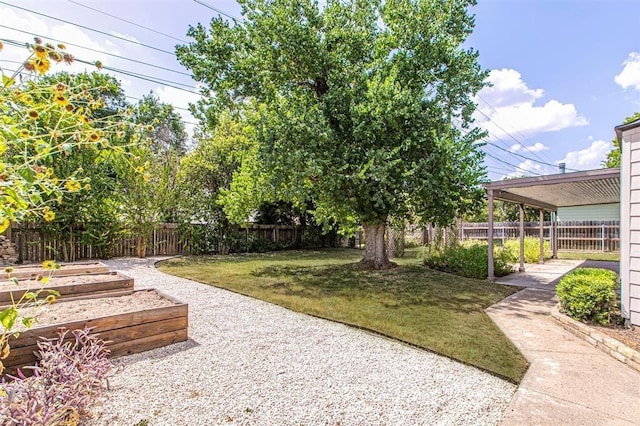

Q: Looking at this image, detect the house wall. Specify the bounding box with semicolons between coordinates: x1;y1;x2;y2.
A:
621;124;640;326
557;203;620;221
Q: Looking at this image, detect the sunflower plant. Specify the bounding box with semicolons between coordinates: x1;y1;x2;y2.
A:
0;38;139;374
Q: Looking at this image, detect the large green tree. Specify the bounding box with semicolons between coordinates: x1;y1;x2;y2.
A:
177;0;488;268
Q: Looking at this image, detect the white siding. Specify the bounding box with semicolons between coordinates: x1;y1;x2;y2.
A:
622;124;640;326
556;203;620;221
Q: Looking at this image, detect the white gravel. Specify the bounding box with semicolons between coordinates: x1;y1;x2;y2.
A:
89;257;516;426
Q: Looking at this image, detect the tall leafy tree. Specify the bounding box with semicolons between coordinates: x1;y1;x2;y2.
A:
132;94;189;155
177;0;488;268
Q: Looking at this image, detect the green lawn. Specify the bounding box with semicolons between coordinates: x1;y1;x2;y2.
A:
158;248;528;383
557;252;620;262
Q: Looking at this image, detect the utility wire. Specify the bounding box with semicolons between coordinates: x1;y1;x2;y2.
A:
0;24;192;77
65;0;189;44
0;1;176;56
475;95;555;165
1;38;200;97
193;0;242;21
477;94;557;164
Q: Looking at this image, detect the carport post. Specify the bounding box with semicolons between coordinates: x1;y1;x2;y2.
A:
551;211;558;259
539;209;544;264
519;203;525;272
487;189;495;281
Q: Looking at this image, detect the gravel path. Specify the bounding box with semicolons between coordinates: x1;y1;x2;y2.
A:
89;257;516;426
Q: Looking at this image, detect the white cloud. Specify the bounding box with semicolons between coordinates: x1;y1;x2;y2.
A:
501;140;613;179
560;140;612;171
509;142;549;153
615;51;640;91
476;69;588;141
111;32;140;44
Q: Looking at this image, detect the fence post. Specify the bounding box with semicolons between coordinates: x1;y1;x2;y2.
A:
601;224;605;252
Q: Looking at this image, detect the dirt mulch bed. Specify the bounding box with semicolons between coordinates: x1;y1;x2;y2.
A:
0;273;124;291
592;323;640;351
15;291;176;332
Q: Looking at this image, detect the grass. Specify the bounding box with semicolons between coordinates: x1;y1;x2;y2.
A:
158;248;529;383
557;252;620;262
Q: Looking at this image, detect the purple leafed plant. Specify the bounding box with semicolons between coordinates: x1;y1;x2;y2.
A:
0;328;112;425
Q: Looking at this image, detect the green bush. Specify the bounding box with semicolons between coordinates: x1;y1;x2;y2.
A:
556;268;618;325
423;240;514;279
503;237;551;264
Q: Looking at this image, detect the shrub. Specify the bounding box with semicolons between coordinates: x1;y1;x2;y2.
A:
503;237;551;264
423;240;514;279
0;328;112;425
556;268;618;325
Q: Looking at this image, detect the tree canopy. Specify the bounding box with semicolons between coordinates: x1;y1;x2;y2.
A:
177;0;488;268
603;111;640;168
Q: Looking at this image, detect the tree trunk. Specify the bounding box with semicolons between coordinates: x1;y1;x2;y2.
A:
361;222;393;269
136;235;147;258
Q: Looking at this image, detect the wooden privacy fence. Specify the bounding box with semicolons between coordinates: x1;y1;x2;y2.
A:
9;223;307;263
460;220;620;252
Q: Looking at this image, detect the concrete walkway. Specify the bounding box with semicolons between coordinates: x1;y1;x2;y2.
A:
487;259;640;425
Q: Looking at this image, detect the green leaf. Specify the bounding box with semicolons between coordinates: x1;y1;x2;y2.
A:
47;289;61;297
0;307;18;331
23;292;37;300
21;317;35;328
1;75;15;88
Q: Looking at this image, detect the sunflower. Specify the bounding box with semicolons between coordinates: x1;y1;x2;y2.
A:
146;125;154;132
63;53;74;64
33;58;51;75
19;129;29;137
65;179;82;192
48;51;63;63
42;260;56;270
43;209;55;222
54;94;69;106
45;295;56;304
81;116;90;124
55;83;66;93
57;43;66;50
65;104;74;112
33;44;47;59
23;61;35;72
19;93;33;104
88;132;99;142
27;109;39;120
95;60;103;70
3;267;13;274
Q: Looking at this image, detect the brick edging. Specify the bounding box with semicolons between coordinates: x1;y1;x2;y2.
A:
551;305;640;373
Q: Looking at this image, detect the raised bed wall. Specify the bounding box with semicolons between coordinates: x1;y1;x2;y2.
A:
3;289;188;375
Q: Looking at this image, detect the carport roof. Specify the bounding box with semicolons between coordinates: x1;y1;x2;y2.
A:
484;168;620;211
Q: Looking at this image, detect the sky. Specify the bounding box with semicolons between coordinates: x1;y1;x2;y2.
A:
0;0;639;181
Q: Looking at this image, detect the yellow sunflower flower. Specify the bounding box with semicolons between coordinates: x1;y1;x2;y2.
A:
42;260;57;270
27;109;39;120
43;209;55;222
65;180;82;192
45;295;56;304
33;44;47;59
53;94;68;106
33;58;51;75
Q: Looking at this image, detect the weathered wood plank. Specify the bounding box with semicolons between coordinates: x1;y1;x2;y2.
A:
0;272;134;305
0;262;110;279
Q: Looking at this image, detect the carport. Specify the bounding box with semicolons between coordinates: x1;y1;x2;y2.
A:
484;168;620;281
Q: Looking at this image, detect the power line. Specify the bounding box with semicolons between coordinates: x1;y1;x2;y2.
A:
193;0;242;21
65;0;189;44
0;24;192;77
477;94;557;164
475;95;556;165
0;1;176;56
1;38;200;97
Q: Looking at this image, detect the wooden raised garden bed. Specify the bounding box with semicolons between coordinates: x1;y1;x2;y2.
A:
3;289;188;375
0;272;135;306
0;261;110;280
